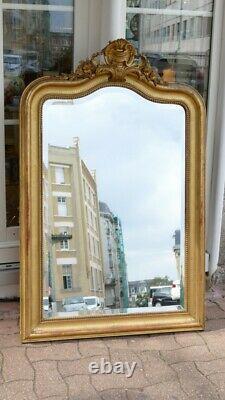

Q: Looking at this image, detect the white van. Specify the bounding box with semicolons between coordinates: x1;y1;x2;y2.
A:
43;296;49;312
171;280;180;300
84;296;104;311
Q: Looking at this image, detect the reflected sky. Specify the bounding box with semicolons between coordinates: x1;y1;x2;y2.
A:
43;87;185;281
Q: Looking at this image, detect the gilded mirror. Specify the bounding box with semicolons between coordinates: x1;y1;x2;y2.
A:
20;39;205;342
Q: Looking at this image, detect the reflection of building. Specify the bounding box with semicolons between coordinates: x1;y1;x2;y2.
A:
114;216;129;308
4;8;51;68
173;229;181;278
99;202;123;308
129;280;148;296
43;163;51;299
46;139;104;306
173;228;184;306
126;0;212;98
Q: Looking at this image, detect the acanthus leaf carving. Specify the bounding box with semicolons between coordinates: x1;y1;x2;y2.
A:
57;39;165;86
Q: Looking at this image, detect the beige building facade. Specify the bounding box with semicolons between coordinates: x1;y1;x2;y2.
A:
99;202;121;309
43;139;105;308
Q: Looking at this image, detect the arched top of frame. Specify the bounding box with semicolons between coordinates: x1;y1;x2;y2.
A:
58;38;165;85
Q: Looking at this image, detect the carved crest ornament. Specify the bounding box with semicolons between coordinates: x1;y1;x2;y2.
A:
59;38;165;85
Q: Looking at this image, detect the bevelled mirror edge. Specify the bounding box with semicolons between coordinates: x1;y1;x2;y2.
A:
19;39;205;343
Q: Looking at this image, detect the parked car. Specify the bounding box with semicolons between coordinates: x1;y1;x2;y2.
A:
171;280;180;301
149;285;172;306
152;287;179;307
84;296;104;310
62;296;88;312
4;54;23;76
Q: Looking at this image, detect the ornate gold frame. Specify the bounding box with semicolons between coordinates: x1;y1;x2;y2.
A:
20;39;205;342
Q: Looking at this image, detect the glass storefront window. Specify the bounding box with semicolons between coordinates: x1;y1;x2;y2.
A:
3;1;73;5
126;0;213;101
5;125;19;227
4;9;73;119
127;0;213;12
3;3;74;226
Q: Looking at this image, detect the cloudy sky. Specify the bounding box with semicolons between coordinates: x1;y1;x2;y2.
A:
43;87;185;282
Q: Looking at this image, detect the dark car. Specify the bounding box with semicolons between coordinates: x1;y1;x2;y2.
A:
152;287;179;307
145;53;204;96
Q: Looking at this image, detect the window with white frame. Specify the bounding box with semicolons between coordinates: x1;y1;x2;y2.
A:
62;264;72;290
55;166;65;184
57;196;67;216
2;0;74;230
60;239;69;250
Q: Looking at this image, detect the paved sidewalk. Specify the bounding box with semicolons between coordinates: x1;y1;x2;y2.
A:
0;286;225;400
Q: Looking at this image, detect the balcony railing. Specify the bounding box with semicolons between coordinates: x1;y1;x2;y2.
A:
51;233;72;242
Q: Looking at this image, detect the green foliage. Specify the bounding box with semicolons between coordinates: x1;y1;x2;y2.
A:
135;293;148;307
148;276;173;288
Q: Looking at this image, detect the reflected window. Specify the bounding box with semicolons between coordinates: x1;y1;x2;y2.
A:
60;239;69;250
62;264;72;290
55;166;65;184
126;0;214;101
57;196;67;216
3;1;74;227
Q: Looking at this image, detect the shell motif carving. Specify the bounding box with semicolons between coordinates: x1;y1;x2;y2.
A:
59;39;165;86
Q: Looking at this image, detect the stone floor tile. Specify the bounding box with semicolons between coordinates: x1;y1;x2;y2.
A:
78;339;109;357
174;332;205;347
2;347;34;382
213;299;225;311
207;375;225;400
0;380;37;400
101;389;128;400
206;303;225;320
161;345;214;364
207;286;225;300
27;342;80;361
127;334;180;351
172;362;220;399
0;320;19;335
104;337;129;350
207;372;225;390
126;389;151;400
138;351;177;385
196;359;225;376
90;351;149;391
0;334;21;348
0;289;224;399
33;360;67;398
0;351;3;383
206;319;225;331
200;330;225;355
143;381;188;400
91;371;149;392
58;355;111;377
38;397;65;400
0;302;19;321
65;375;101;399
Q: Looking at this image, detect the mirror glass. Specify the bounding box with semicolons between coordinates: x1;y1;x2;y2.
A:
42;86;185;319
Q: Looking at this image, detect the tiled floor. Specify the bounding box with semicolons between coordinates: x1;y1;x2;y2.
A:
0;285;225;400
